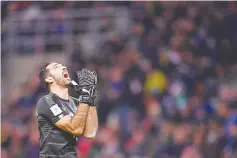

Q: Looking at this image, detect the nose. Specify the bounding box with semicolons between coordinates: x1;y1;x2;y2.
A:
62;66;67;71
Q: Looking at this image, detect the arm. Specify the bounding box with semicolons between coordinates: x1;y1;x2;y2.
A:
82;106;98;138
37;96;90;136
55;103;90;136
58;68;97;137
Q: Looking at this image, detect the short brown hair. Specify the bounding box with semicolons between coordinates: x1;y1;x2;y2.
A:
39;62;52;90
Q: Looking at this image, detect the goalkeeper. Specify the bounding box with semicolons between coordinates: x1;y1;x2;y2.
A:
36;62;98;158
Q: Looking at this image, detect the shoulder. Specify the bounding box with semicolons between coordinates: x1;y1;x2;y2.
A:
36;94;55;111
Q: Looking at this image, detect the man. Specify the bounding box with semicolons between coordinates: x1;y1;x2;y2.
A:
36;62;98;158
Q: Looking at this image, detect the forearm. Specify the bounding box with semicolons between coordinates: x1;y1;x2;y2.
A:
70;103;90;134
82;106;98;138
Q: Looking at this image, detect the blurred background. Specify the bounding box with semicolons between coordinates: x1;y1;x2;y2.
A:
1;1;237;158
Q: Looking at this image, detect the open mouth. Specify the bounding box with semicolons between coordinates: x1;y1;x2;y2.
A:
63;71;69;79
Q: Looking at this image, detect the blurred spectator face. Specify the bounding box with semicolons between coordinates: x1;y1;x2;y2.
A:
219;85;237;102
111;35;121;44
162;121;174;138
194;81;205;96
229;124;237;137
99;66;110;81
8;2;18;12
181;19;194;33
188;6;198;20
111;67;123;82
183;123;192;136
107;111;120;133
181;146;201;158
1;149;9;158
130;51;141;64
209;120;218;131
95;126;108;144
216;104;228;118
181;51;193;64
173;126;187;144
138;57;152;73
146;97;160;119
100;129;112;144
193;129;204;146
101;16;110;27
133;128;145;143
170;34;185;50
159;50;170;67
133;23;144;36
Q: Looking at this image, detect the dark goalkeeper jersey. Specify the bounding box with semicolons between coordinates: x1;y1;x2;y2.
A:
36;92;79;158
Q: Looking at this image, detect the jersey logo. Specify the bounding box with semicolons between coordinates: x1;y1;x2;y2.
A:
50;104;63;116
82;89;90;94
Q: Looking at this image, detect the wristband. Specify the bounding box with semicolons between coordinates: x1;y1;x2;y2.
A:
78;95;93;106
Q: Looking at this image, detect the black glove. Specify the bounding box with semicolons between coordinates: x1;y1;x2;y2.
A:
76;69;97;106
90;72;98;106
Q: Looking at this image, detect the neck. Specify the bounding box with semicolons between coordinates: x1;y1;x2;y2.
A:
50;85;69;100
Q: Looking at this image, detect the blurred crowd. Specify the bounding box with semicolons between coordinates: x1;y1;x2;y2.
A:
2;1;237;158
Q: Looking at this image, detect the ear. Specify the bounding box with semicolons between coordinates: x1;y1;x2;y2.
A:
45;76;54;84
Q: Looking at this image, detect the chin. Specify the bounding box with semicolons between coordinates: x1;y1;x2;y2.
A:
65;79;71;85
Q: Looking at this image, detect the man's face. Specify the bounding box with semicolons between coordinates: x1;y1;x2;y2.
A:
45;62;71;87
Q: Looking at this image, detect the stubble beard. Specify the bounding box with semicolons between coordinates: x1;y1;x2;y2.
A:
52;76;68;89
